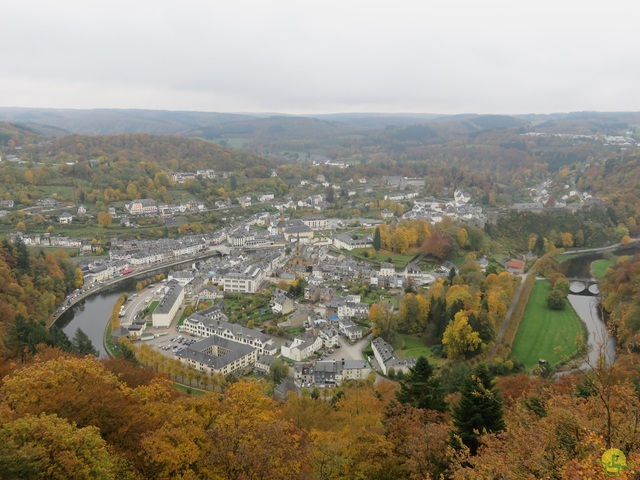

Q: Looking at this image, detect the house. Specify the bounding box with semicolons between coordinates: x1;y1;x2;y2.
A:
126;199;158;215
281;333;323;362
77;205;87;216
332;234;373;251
371;337;416;375
257;192;275;202
237;196;252;208
59;212;73;224
301;214;328;231
380;208;394;219
318;325;340;348
505;259;525;275
293;359;372;387
0;200;14;209
254;354;277;374
198;285;222;301
379;262;395;277
338;318;363;341
271;288;295;315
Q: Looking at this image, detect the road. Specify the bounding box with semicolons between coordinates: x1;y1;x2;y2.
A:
490;272;529;358
121;286;158;325
323;334;369;362
555;237;639;256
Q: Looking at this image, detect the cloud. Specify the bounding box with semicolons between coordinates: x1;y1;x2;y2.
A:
2;0;639;114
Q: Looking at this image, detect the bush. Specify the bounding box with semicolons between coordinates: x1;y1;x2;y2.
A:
546;289;566;310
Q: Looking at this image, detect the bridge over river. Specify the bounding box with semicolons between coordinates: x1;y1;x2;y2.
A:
567;277;600;295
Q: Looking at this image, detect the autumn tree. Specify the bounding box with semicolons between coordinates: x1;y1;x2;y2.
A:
422;230;453;261
369;301;397;343
97;211;112;228
206;380;309;479
0;413;117;479
442;311;482;360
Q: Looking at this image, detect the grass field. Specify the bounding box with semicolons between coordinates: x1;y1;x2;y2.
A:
349;248;419;269
392;333;439;363
511;280;586;370
592;257;617;280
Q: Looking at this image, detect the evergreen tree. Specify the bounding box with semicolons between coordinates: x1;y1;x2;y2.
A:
72;328;99;356
230;175;238;191
373;226;382;251
48;325;73;352
14;236;30;274
451;364;505;454
5;315;49;360
396;356;447;412
118;340;139;366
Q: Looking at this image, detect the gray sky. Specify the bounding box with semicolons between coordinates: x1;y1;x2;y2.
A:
2;0;639;115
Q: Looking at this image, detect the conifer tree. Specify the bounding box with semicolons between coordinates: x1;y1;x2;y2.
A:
373;226;382;251
451;364;505;454
396;356;447;412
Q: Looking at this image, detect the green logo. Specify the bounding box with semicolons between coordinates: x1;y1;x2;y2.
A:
601;448;631;476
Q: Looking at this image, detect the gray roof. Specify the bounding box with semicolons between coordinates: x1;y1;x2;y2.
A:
178;335;255;371
155;282;183;315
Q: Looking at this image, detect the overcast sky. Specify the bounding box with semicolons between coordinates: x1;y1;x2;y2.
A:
2;0;639;115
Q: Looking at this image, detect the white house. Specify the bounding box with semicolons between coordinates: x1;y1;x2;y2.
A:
59;212;73;224
281;333;323;362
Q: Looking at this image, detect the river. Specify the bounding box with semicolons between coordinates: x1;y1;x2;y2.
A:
55;278;138;357
567;295;616;367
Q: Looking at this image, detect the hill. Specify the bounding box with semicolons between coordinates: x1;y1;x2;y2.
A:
34;133;276;172
0;107;257;136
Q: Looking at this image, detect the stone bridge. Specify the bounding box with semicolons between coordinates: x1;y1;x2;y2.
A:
567;277;599;295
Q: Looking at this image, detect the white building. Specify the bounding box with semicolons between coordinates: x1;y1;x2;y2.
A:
281;334;323;361
152;281;184;327
222;266;264;293
181;312;276;355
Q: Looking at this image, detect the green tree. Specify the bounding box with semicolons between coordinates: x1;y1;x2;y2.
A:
230;175;238;191
451;364;505;455
373;226;382;251
269;358;289;384
396;356;447;412
546;288;566;310
72;328;99;356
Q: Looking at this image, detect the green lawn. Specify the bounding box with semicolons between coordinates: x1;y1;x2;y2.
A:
392;333;440;363
349;248;419;269
592;257;617;280
147;301;159;314
511;280;586;370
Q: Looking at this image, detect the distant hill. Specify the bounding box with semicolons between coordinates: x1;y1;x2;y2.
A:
0;108;257;136
43;133;276;172
187;115;359;142
0;121;46;147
